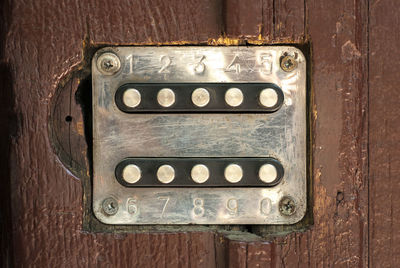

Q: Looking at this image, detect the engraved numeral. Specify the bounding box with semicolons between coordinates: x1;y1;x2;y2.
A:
226;198;238;215
225;55;241;74
127;198;138;215
192;198;205;217
126;54;134;73
260;53;273;74
193;55;206;74
159;55;171;73
260;198;272;215
158;196;170;218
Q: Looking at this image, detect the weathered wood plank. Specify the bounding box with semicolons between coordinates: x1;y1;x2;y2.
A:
272;0;305;42
0;63;14;267
224;0;263;37
282;0;369;266
165;233;191;267
4;0;221;267
0;2;16;265
227;240;247;268
249;0;369;266
2;0;390;266
369;1;400;267
189;232;216;268
246;242;273;266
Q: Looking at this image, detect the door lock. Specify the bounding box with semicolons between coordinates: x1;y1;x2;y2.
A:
92;46;307;225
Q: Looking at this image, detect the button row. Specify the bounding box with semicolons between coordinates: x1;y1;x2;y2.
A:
123;163;278;184
124;87;278;108
115;83;284;113
115;158;284;187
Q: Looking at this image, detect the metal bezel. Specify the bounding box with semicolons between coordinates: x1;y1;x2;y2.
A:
92;46;307;225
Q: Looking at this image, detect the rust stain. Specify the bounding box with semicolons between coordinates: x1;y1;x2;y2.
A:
341;40;361;63
76;121;84;136
208;37;241;46
82;35;304;53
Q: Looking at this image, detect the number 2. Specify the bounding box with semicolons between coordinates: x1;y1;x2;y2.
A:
158;55;171;73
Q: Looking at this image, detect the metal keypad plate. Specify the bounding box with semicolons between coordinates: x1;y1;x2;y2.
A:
92;46;307;224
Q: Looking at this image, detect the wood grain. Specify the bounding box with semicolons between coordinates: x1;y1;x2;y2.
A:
0;0;14;266
224;0;263;37
369;0;400;267
4;0;222;267
0;64;13;267
272;0;305;42
299;0;369;266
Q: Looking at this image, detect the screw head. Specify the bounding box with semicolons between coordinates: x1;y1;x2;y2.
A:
102;197;119;215
97;52;121;75
280;55;297;72
279;196;296;216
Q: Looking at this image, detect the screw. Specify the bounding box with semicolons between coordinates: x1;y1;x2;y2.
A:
96;52;121;75
279;196;296;216
102;197;119;215
280;55;297;72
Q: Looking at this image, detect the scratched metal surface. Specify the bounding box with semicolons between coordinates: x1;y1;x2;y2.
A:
92;46;306;224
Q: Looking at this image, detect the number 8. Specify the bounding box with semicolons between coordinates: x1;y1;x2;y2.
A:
192;198;204;217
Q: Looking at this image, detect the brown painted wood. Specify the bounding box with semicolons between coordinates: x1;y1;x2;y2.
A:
272;0;305;42
281;0;369;266
224;0;263;37
369;1;400;267
1;0;398;267
0;0;13;266
3;0;222;267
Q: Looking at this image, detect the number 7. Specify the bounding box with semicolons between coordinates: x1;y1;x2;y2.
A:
158;196;170;218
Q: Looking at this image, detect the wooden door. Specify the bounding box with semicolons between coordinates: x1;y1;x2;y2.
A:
0;0;399;267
